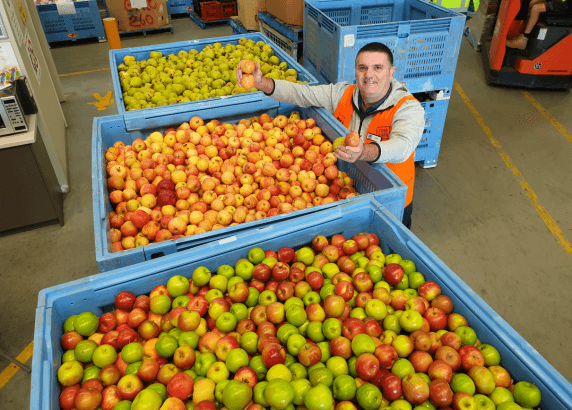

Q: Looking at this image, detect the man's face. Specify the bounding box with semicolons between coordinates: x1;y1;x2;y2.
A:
355;51;396;106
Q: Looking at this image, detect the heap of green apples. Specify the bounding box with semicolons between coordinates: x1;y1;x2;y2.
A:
56;232;542;410
118;38;304;111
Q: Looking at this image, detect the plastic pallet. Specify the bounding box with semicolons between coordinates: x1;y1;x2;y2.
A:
37;0;107;45
258;10;303;43
33;197;572;410
228;16;253;34
303;0;466;95
259;20;302;61
118;25;174;37
189;9;228;27
92;96;408;272
109;33;318;127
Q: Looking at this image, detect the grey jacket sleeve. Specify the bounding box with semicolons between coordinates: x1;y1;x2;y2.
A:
270;79;352;115
373;100;426;164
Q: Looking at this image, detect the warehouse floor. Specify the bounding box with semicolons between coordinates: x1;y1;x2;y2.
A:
1;15;571;407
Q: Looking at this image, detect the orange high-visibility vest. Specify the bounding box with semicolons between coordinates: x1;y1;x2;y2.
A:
333;85;416;207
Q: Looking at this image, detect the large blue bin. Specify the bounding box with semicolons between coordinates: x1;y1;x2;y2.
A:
93;95;407;272
303;0;466;95
110;33;318;131
32;198;572;410
37;0;106;45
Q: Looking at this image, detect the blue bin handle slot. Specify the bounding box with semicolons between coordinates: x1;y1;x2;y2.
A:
143;241;179;261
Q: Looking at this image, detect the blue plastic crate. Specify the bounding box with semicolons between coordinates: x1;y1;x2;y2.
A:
229;16;252;35
414;97;449;167
109;33;318;130
93;96;407;272
303;0;466;95
32;197;572;410
37;0;106;45
167;0;193;16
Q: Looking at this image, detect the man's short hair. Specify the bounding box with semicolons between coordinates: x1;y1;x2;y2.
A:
355;43;394;67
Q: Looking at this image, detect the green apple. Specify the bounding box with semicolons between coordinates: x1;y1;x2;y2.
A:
63;315;77;333
205;289;223;303
366;265;383;283
167;275;190;297
172;295;191;309
230;303;248;322
267;364;292;382
209;275;228;293
286;305;307;327
74;340;98;363
291;378;312;405
326;356;349;378
348;356;358;378
245;287;260;307
258;290;278;306
303;291;321;307
215;379;230;402
455;326;477;346
351;334;376;356
307;321;326;343
295;247;315;266
155;335;178;359
477;344;501;366
249;355;268;381
150;295;171;315
399;260;416;274
178;331;199;349
192;266;211;286
146;382;167;402
309;367;334;387
222;380;253;410
392;358;415;379
332;374;357;400
512;381;541;408
121;342;144;364
132;388;162;410
383;314;401;333
226;348;249;373
474;394;496;410
303;383;333;410
265;378;295;409
289;363;308;380
450;373;476;395
490;387;515;407
319;284;336;301
408;272;426;289
399;309;424;333
284;297;305;310
395;274;410;290
207;361;230;384
239;331;259;355
92;344;117;368
253;381;269;406
195;352;217;376
277;324;300;344
217;264;235;279
82;365;101;382
62;350;76;363
261;256;278;269
365;299;387;320
350;307;367;320
317;342;331;363
287;334;307;356
496;403;523;410
73;312;99;337
356;383;383;410
228;276;244;289
385;254;403;265
113;400;134;410
248;247;266;264
389;399;413;410
216;312;237;333
322;263;340;280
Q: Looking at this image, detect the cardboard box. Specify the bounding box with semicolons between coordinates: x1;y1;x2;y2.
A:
265;0;302;26
107;0;169;32
237;0;266;30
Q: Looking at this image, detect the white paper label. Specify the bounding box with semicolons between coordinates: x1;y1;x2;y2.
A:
56;1;76;15
131;0;148;9
218;236;237;245
537;28;547;40
343;34;355;48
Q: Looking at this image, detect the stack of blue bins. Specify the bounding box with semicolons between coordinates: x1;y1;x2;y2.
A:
302;0;467;168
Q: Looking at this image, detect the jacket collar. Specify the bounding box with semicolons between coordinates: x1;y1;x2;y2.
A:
351;78;410;115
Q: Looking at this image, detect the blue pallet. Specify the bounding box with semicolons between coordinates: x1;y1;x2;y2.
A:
118;25;174;37
33;197;572;410
109;33;318;130
229;16;252;35
189;10;229;28
303;0;466;95
37;0;106;45
258;11;303;43
93;96;407;272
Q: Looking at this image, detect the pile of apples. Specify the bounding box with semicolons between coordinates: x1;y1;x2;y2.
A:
105;111;360;253
57;232;542;410
118;38;304;111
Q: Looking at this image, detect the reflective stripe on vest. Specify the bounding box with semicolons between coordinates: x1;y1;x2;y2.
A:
333;85;417;207
431;0;475;13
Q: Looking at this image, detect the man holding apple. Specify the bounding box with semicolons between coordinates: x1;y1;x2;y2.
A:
236;42;425;229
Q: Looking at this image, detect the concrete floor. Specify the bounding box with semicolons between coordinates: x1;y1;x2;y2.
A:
1;14;571;408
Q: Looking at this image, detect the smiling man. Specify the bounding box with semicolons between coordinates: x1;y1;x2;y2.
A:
236;42;425;229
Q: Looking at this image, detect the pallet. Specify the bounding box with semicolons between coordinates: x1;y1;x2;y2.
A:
118;25;174;37
258;11;302;43
228;16;255;35
189;10;229;29
259;20;302;61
